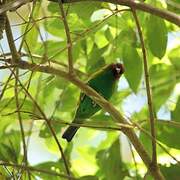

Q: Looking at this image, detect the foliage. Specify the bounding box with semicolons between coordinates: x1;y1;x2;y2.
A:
0;0;179;179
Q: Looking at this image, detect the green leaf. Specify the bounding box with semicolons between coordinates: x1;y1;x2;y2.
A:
111;89;131;106
81;39;87;54
34;161;66;179
146;15;167;59
94;30;109;48
42;76;56;97
0;131;21;163
91;113;113;122
39;120;62;138
157;121;180;149
79;176;98;180
57;85;78;112
105;28;113;42
168;46;180;80
33;41;67;62
23;26;39;53
0;115;13;137
72;42;81;61
0;166;8;179
105;28;137;63
86;44;106;74
54;76;69;89
150;64;176;110
0;98;34;119
160;164;180;180
45;18;64;38
96;138;128;180
122;45;142;93
169;46;180;68
117;28;137;47
140;120;180;150
171;96;180;121
139;123;162;155
47;2;59;13
68;2;101;26
22;3;41;53
167;0;180;14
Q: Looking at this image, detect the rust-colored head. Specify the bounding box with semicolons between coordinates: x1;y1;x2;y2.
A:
111;63;125;79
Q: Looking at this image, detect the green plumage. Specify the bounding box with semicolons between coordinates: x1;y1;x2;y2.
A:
62;63;124;142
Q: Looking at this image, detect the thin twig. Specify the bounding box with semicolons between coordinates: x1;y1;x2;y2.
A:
26;73;42;154
19;52;88;77
14;24;35;42
139;119;180;129
5;14;31;179
6;13;31;180
11;15;62;27
14;69;31;179
0;161;75;179
3;165;16;179
5;15;19;63
58;0;74;74
128;141;139;180
0;65;18;69
18;0;37;52
38;118;134;130
134;122;180;165
0;72;13;100
9;69;72;179
131;9;157;168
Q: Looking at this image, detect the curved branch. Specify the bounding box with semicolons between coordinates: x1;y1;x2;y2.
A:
0;0;179;25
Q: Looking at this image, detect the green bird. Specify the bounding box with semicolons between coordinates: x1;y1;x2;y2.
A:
62;63;124;142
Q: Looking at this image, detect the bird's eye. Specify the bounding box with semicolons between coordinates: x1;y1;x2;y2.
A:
115;67;121;74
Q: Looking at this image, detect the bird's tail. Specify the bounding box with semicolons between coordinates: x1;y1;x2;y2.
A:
62;126;79;142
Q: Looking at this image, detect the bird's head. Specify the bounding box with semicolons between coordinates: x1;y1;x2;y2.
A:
111;63;125;79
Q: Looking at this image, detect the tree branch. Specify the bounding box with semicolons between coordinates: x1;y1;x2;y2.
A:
131;8;158;172
5;15;31;179
1;58;165;180
50;0;180;26
57;0;74;74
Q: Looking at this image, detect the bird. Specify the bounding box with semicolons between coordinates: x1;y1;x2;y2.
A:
62;63;124;142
